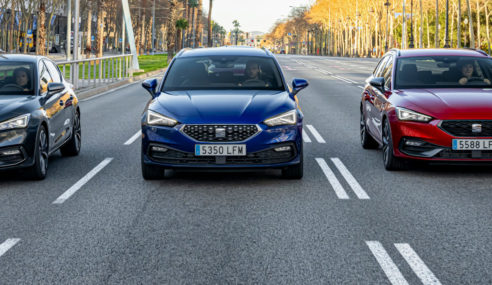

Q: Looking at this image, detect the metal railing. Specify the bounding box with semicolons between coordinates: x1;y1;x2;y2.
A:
57;54;134;90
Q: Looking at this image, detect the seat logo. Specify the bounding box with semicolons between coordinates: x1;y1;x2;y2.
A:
472;123;482;133
215;128;226;138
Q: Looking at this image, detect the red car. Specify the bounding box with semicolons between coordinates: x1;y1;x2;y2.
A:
360;49;492;170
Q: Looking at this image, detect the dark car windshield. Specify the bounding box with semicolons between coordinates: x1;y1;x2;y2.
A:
395;56;492;89
0;62;35;95
162;56;285;91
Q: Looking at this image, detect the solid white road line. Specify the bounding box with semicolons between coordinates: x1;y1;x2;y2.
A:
395;243;442;285
53;158;114;204
302;129;312;143
331;158;370;199
366;241;409;285
306;125;326;143
332;75;352;84
315;158;349;199
124;130;142;145
0;238;20;258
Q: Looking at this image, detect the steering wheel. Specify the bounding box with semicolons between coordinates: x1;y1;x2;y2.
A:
467;77;485;83
242;79;266;86
1;83;24;91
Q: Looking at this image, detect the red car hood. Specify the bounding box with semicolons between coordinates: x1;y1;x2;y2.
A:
398;88;492;120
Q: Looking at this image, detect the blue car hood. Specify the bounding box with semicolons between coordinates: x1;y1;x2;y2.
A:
155;90;294;124
0;95;38;121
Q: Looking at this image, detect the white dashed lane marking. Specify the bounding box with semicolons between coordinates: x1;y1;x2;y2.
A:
302;129;312;143
315;158;349;199
124;130;142;145
0;238;20;258
367;241;442;285
53;158;114;204
306;125;326;143
331;158;370;199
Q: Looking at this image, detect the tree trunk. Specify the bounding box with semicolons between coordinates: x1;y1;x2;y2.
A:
196;0;203;46
475;0;480;48
37;1;46;55
207;0;212;47
86;2;92;58
9;1;16;52
466;0;475;47
166;0;178;63
486;1;490;54
96;2;106;58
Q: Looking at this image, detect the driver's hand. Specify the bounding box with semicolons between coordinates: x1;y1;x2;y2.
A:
484;79;491;85
459;77;468;85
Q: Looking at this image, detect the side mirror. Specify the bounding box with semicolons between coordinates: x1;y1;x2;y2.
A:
47;82;65;95
291;78;309;96
142;79;158;98
369;77;385;92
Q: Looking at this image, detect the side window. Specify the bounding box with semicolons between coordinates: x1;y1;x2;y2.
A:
44;60;62;83
382;56;394;89
39;62;53;94
373;56;390;77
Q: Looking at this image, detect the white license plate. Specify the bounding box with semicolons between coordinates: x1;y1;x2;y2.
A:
195;144;246;156
452;139;492;150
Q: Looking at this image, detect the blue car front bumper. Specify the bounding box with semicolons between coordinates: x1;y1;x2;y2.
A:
142;123;303;169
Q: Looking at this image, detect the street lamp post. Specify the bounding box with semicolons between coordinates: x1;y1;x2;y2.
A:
409;0;415;48
66;0;71;59
402;0;406;49
152;0;155;54
444;0;450;47
384;1;390;52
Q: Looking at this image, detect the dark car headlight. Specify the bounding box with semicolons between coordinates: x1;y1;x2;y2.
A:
264;110;297;127
396;107;432;122
0;114;30;131
147;110;178;127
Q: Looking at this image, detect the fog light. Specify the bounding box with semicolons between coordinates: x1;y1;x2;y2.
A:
405;139;425;147
274;146;292;152
1;149;21;156
151;146;168;153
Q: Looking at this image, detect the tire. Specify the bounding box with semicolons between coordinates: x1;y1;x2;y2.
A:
282;144;303;179
360;110;379;149
382;119;406;171
60;111;81;156
141;153;165;180
26;126;49;180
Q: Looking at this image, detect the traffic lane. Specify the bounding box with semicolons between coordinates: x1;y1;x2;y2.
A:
0;82;150;246
1;134;383;284
281;57;492;283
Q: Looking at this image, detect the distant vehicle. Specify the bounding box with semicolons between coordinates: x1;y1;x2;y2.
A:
280;50;286;54
0;54;81;179
360;48;492;170
140;47;308;179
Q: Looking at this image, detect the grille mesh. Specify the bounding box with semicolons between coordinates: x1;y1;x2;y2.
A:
440;120;492;137
182;125;259;142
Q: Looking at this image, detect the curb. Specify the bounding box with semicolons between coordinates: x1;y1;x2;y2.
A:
77;67;167;100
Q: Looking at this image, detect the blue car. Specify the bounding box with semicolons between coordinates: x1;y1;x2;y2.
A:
140;47;308;179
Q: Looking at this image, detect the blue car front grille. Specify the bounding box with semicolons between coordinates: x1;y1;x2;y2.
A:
181;124;260;142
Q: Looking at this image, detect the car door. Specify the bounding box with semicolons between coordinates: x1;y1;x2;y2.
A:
374;55;395;140
44;59;73;146
39;60;65;151
365;55;390;138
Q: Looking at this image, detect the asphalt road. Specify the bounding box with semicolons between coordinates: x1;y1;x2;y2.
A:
0;55;491;284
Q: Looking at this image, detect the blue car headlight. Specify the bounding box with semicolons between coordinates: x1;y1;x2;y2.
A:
147;110;178;127
0;114;30;131
264;110;297;127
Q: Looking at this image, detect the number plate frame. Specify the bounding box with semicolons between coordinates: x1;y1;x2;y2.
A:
195;144;247;156
452;139;492;150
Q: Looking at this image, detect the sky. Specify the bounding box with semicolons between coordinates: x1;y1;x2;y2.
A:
202;0;312;34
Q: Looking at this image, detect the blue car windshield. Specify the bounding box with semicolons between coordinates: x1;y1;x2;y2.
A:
395;56;492;89
163;56;285;91
0;62;35;95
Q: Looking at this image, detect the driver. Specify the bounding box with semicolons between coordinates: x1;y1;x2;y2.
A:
239;61;267;86
13;67;32;91
458;60;491;85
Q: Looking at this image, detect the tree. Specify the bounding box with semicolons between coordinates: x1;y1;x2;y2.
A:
85;0;93;58
232;19;240;45
207;0;213;47
175;18;188;50
36;0;46;55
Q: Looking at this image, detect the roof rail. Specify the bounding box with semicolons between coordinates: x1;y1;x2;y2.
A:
389;48;401;56
462;47;489;56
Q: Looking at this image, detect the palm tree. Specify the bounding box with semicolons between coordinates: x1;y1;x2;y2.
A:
189;0;198;47
166;0;179;63
233;20;241;45
176;18;189;51
207;0;213;47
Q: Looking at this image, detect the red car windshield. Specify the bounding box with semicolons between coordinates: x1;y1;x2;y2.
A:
395;56;492;89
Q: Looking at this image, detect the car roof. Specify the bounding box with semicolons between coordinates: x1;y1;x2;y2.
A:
394;48;490;58
177;47;273;58
0;54;43;63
